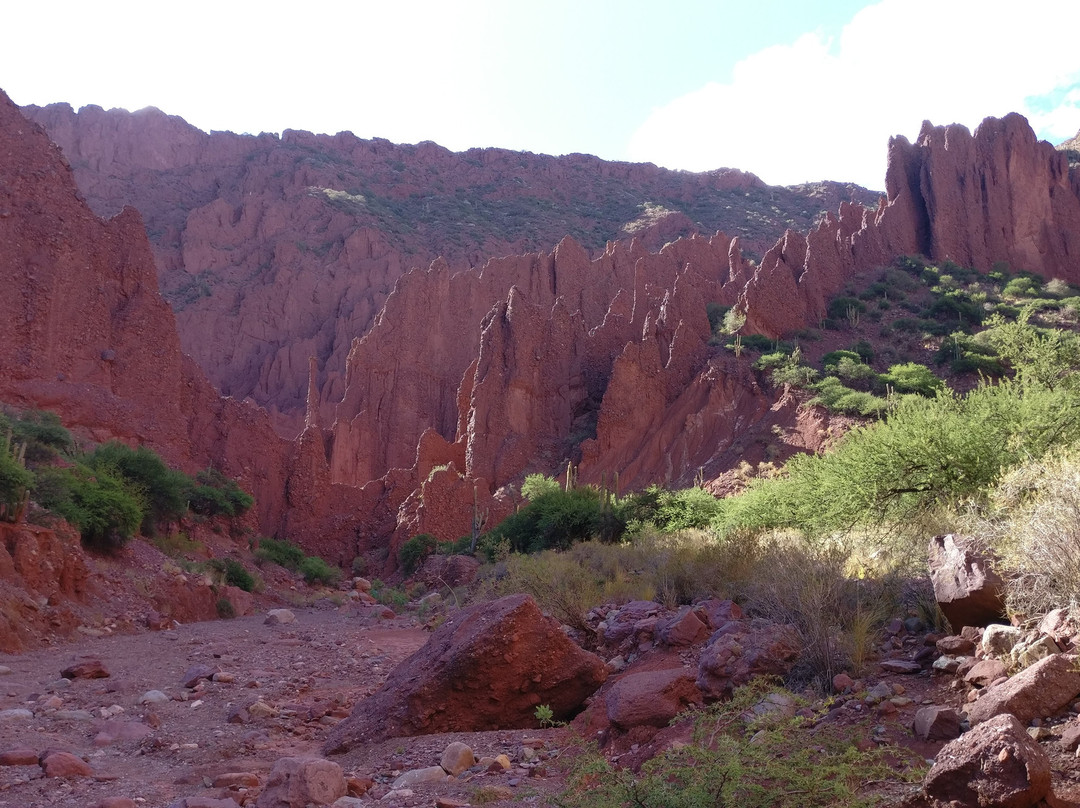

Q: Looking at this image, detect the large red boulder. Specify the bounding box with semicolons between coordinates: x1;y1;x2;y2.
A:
696;619;800;701
323;594;607;752
922;713;1051;808
927;534;1005;630
967;653;1080;726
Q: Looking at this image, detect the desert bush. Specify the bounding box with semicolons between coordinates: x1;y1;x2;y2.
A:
763;350;818;388
87;442;190;533
399;533;438;575
560;678;920;808
215;597;236;619
8;409;72;462
254;537;306;570
808;377;888;417
977;450;1080;618
715;375;1080;541
299;555;340;586
207;558;257;592
481;484;621;556
0;434;33;522
189;468;253;517
33;463;145;552
879;362;943;396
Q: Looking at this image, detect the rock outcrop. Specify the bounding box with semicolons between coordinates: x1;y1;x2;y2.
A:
323;594;607;751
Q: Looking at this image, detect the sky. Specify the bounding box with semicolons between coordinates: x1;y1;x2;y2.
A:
4;0;1079;190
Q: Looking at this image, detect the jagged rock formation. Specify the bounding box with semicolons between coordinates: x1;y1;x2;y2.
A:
22;102;876;435
740;114;1080;336
7;88;1080;575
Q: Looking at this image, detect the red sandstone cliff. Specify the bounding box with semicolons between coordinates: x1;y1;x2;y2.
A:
0;90;292;534
22;102;876;436
7;89;1080;578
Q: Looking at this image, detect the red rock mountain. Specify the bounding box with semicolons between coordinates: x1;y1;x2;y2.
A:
21;102;877;436
6;89;1080;574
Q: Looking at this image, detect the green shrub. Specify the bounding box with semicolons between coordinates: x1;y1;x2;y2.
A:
648;487;722;532
879;362;944;396
216;597;236;619
0;435;33;521
831;357;878;390
254;537;306;570
87;442;190;533
220;558;256;592
299;555;340;586
482;485;622;556
189;468;253;517
34;463;145;552
821;350;862;369
9;410;72;462
808;377;888;417
1002;276;1040;298
826;297;865;321
399;533;438;575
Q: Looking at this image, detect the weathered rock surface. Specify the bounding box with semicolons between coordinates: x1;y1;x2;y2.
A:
604;668;702;730
323;594;607;751
696;619;800;701
922;713;1052;808
967;653;1080;726
912;705;962;742
927;534;1005;630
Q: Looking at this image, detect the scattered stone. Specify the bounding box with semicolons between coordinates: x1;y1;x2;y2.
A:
212;672;236;684
213;772;260;788
40;750;93;777
983;624;1023;657
922;713;1051;807
493;754;512;770
52;709;94;721
904;617;926;634
331;799;366;808
932;656;965;674
912;706;962;741
345;776;374;797
606;668;702;730
324;594;607;751
927;534;1005;629
181;664;219;688
92;720;153;746
61;659;110;679
140;689;169;704
1059;721;1080;752
435;798;469;808
380;790;413;802
167;798;241;808
392;766;448;788
440;741;475;776
832;672;855;692
0;665;12;675
965;659;1008;688
657;608;709;647
878;660;922;674
264;609;296;626
248;700;278;718
937;635;977;655
0;748;40;766
1011;635;1060;669
1038;608;1080;646
0;708;33;721
967;653;1080;726
89;799;137;808
256;757;346;807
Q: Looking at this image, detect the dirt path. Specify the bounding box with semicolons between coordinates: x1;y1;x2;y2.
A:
0;606;427;807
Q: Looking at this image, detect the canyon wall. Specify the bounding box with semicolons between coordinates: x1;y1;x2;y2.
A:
22;102;876;435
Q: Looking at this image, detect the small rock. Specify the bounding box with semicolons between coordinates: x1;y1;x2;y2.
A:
1060;721;1080;752
247;700;278;719
212;672;236;684
435;799;469;808
256;757;345;807
393;766;448;789
181;664;219;689
89;799;138;808
879;660;922;674
912;706;962;741
264;609;296;626
0;748;40;766
903;617;925;633
964;658;1007;688
493;754;512;770
1011;635;1060;670
380;790;413;802
440;741;475;776
0;709;33;721
140;690;169;704
40;750;93;778
345;776;374;797
832;672;855;692
331;799;366;808
936;635;977;655
932;655;963;674
0;665;13;675
982;624;1022;657
212;772;260;788
61;660;110;680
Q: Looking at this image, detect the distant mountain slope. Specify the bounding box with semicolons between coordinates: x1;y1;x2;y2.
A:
22;102;878;435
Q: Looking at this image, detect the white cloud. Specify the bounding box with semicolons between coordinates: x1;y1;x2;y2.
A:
626;0;1080;189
